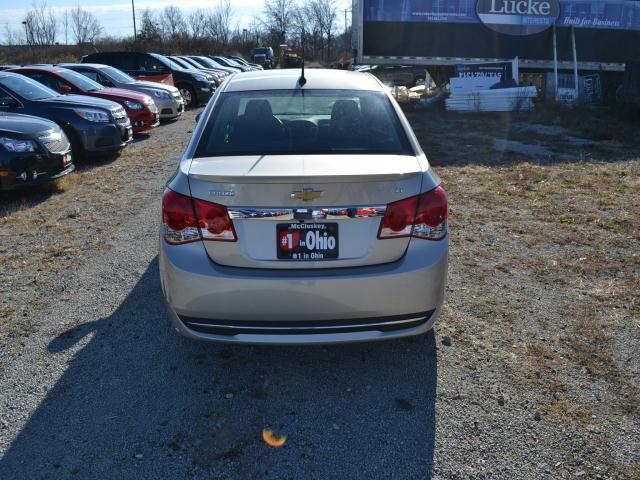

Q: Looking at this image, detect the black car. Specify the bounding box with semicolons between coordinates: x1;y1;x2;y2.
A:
81;52;215;108
0;112;74;191
0;72;132;158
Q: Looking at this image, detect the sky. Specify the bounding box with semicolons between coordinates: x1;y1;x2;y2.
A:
0;0;352;43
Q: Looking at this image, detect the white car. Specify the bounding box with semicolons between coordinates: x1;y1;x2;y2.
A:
159;69;448;344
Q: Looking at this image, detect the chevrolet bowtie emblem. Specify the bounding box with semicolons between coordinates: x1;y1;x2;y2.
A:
290;188;323;201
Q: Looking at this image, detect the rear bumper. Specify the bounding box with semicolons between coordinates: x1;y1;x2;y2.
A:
159;237;447;344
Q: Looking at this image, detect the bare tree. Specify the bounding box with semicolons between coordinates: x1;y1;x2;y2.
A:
138;9;162;43
62;10;69;45
23;1;57;46
2;24;24;46
70;6;102;44
188;9;207;39
160;5;187;40
263;0;296;45
204;0;233;46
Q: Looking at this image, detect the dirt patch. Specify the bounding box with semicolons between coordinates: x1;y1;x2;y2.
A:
407;107;640;479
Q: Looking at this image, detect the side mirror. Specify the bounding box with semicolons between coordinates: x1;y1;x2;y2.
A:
195;112;202;123
59;85;72;94
0;96;17;109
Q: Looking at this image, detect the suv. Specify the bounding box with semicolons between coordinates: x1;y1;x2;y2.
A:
0;72;132;158
81;52;215;108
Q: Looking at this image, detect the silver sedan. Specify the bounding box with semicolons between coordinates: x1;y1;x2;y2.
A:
160;69;448;344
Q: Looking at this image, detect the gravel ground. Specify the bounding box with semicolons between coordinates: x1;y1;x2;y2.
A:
0;105;638;479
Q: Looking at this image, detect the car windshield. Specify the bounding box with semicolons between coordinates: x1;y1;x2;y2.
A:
152;54;185;71
57;69;103;91
0;74;59;100
195;89;413;157
176;57;199;69
196;57;220;69
101;66;135;83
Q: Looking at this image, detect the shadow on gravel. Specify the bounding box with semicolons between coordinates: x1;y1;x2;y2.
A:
0;258;437;480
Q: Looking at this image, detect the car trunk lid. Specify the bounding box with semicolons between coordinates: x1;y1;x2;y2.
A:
188;154;423;269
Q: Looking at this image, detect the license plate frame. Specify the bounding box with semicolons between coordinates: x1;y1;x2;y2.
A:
277;223;339;260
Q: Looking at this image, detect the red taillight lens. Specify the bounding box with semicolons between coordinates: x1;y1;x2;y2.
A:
413;184;448;240
378;183;448;241
162;188;236;244
377;195;418;239
162;188;199;244
193;198;236;241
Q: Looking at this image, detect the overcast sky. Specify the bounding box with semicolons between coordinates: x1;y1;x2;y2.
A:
1;0;352;43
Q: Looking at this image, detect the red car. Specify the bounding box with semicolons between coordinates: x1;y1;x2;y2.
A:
9;66;160;134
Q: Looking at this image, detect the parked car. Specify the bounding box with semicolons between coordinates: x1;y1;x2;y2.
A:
81;52;216;108
9;66;159;134
250;47;274;69
189;56;239;75
0;112;74;191
0;72;132;158
159;69;448;344
59;63;184;121
209;56;250;72
227;56;263;70
81;51;174;85
167;56;223;86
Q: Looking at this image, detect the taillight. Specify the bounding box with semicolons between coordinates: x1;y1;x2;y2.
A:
193;198;236;241
378;183;448;241
162;188;236;244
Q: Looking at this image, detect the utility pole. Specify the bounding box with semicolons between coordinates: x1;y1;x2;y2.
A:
131;0;137;41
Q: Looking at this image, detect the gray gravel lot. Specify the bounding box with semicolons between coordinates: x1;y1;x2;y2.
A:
0;107;638;479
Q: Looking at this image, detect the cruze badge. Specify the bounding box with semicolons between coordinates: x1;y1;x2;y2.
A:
290;188;323;202
209;189;235;197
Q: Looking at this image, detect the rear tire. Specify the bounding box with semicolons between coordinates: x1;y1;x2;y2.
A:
178;84;196;109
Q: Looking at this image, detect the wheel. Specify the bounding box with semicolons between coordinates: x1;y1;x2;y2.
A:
178;84;196;108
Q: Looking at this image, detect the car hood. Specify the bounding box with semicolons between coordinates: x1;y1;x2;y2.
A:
0;112;58;137
93;87;152;103
42;94;121;111
133;80;178;93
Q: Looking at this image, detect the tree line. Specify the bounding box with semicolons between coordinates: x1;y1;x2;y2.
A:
2;0;352;64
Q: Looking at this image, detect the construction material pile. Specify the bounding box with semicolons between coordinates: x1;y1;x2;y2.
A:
445;86;538;112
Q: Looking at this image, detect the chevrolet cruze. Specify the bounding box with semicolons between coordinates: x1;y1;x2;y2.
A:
159;69;448;344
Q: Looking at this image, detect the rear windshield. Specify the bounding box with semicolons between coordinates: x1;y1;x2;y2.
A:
195;90;413;157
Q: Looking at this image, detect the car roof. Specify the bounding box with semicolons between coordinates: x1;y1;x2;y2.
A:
59;63;105;69
223;69;383;93
10;66;66;73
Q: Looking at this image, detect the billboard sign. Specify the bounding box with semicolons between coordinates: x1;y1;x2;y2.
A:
476;0;560;35
363;0;640;32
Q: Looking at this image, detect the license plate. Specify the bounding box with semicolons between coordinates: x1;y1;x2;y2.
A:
127;126;133;138
277;223;338;260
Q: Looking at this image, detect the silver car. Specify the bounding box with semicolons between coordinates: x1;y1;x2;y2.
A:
159;69;448;344
59;63;185;120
